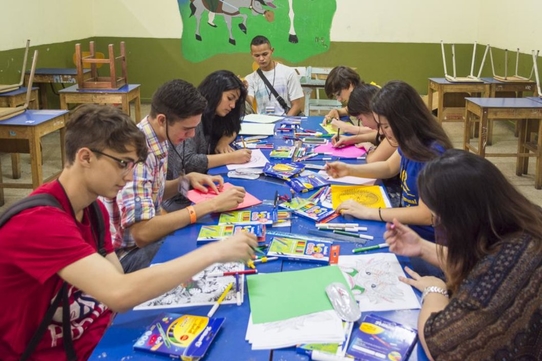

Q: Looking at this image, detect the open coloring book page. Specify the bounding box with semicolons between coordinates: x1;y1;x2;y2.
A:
338;254;420;312
134;262;244;310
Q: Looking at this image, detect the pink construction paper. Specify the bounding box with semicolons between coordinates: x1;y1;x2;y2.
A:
186;182;262;210
313;143;367;158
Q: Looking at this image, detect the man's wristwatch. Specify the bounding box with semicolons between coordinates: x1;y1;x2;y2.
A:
421;286;449;304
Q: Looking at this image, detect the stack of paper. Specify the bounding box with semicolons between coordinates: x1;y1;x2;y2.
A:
242;114;284;123
245;310;344;349
245;266;350;349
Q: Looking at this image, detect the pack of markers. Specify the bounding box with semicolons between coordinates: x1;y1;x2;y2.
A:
263;162;305;181
286;174;330;193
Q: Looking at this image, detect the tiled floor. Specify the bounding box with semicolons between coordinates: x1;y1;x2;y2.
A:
1;104;541;212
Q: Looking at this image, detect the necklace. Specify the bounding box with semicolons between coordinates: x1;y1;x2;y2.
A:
263;62;276;100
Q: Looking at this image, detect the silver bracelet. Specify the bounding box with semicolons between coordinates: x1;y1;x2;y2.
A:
421;286;449;304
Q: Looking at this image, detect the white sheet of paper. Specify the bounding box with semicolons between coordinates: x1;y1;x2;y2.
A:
338;254;421;312
133;262;244;310
318;170;376;186
227;149;270;170
239;122;276;136
242;114;284;123
245;310;344;350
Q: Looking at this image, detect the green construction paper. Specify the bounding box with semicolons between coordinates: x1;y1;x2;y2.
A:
247;266;350;324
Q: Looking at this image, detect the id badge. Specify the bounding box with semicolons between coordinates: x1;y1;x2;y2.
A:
177;175;190;196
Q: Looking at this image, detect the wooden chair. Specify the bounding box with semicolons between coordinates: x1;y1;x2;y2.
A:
0;50;38;121
0;40;30;94
75;41;127;89
490;47;535;82
306;67;341;115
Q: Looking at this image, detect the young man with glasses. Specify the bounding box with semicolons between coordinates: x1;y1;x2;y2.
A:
0;104;258;360
102;79;248;273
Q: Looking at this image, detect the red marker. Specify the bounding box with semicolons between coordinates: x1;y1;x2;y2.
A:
207;269;258;277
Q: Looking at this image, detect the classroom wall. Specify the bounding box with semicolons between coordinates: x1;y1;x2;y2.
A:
0;0;540;102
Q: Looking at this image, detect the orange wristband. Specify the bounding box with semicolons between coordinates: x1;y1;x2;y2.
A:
186;206;197;224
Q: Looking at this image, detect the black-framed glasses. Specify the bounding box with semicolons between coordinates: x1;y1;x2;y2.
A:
90;149;136;172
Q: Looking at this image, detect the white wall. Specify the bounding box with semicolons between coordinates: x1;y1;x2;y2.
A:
331;0;481;43
0;0;92;51
1;0;540;53
91;0;183;38
478;0;542;52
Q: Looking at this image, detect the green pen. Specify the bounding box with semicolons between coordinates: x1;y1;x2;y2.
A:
352;243;389;253
333;230;374;240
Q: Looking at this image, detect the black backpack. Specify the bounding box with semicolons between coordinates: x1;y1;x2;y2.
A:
0;194;106;361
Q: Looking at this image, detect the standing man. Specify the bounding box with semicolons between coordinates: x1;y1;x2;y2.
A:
245;35;304;116
103;79;247;273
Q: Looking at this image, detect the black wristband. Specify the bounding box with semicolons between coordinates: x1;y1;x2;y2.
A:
378;207;384;222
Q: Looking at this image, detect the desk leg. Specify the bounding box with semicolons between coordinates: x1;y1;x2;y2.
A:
11;154;21;179
479;110;488;158
464;108;471;151
437;86;444;124
59;94;68;111
122;97;130;118
134;94;141;123
516;119;527;176
536;120;542;189
29;129;43;189
60;126;66;168
0;156;4;206
302;87;312;116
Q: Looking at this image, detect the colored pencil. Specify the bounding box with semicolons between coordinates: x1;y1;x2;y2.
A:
207;269;258;277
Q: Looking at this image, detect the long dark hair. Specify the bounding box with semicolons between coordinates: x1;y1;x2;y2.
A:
198;70;247;151
418;149;542;293
347;84;379;117
371;80;453;161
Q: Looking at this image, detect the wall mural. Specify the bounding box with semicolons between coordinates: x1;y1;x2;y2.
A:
177;0;336;62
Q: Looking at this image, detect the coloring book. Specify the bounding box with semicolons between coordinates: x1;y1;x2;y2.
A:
134;262;244;310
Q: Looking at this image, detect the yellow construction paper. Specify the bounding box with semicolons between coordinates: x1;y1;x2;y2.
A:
331;185;388;209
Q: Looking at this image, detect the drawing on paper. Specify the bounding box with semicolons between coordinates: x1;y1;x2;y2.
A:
331;185;388;209
338;254;420;312
134;262;243;310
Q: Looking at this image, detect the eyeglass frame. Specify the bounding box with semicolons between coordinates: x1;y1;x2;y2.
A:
89;149;138;172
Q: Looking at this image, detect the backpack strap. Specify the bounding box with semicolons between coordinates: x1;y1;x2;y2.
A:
3;195;107;361
0;194;61;227
256;68;291;114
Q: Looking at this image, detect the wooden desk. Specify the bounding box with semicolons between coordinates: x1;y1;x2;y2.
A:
0;87;40;179
299;76;341;116
59;84;141;122
482;77;539;143
0;110;68;205
427;78;491;123
24;68;92;109
464;97;542;189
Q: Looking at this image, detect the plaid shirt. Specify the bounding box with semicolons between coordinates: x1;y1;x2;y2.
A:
101;116;169;250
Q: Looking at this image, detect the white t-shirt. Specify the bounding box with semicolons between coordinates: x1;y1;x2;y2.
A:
246;63;304;115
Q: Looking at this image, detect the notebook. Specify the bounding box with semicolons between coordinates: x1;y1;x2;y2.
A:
441;41;487;83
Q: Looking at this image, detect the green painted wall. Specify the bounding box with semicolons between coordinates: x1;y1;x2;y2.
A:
0;38;537;107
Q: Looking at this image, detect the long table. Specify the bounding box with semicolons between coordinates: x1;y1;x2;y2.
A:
90;116;429;361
